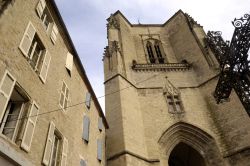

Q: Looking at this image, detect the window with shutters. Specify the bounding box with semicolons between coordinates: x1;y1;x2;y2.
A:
65;52;73;76
50;134;60;166
85;92;91;109
36;0;59;44
166;95;184;113
42;122;67;166
82;116;90;142
19;22;51;83
27;35;45;71
0;71;39;152
40;7;53;31
97;139;103;161
59;81;69;110
98;117;103;132
144;39;166;64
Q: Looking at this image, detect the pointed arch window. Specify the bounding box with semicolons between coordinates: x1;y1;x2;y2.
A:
146;41;155;63
154;41;164;64
145;39;166;64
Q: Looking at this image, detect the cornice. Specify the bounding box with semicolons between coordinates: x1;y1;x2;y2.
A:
132;63;191;72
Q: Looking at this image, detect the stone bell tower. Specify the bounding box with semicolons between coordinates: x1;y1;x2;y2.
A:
103;10;250;166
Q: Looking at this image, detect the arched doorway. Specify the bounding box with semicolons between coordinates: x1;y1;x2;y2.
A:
168;142;206;166
158;122;225;166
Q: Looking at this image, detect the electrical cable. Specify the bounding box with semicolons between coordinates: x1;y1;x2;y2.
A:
0;73;160;125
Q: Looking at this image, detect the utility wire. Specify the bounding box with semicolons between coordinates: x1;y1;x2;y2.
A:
0;74;160;125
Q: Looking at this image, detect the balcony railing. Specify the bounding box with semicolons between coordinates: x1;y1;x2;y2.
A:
132;62;191;71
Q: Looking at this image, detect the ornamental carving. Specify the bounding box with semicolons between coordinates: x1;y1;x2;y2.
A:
185;13;202;27
104;41;121;58
107;14;120;29
163;77;180;96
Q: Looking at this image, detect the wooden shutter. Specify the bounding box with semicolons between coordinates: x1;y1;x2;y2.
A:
19;21;36;57
42;122;55;166
80;159;87;166
82;116;90;142
39;50;51;83
61;137;68;166
65;52;73;73
51;23;58;44
98;117;103;131
0;71;16;123
21;101;39;152
36;0;46;18
97;139;102;161
85;92;91;109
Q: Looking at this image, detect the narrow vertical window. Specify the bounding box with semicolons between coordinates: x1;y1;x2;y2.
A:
146;41;155;63
98;117;103;131
42;122;67;166
97;139;103;161
82;116;90;142
65;52;73;75
85;92;91;109
154;42;164;64
59;82;69;110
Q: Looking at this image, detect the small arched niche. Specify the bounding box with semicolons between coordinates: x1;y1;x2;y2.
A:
168;142;206;166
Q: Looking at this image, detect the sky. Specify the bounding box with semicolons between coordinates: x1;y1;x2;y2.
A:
54;0;249;111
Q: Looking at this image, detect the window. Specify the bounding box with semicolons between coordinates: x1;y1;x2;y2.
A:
145;39;166;64
43;122;68;166
0;70;39;152
97;139;103;161
146;41;155;63
166;94;183;113
41;7;53;31
19;21;51;83
27;35;44;71
82;116;90;142
59;82;69;110
85;92;91;109
65;52;73;75
36;0;59;44
154;41;164;63
98;117;103;132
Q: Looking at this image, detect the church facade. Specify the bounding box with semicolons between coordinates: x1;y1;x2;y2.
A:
103;10;250;166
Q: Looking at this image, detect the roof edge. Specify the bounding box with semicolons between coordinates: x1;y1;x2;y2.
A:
108;9;184;27
50;0;109;129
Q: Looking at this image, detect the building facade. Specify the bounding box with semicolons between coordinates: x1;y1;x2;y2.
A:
0;0;108;166
104;10;250;166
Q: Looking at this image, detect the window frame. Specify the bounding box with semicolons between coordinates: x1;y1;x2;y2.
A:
49;132;61;166
166;94;184;114
59;81;70;111
144;39;167;64
27;35;44;72
0;70;38;151
19;21;51;83
0;100;25;142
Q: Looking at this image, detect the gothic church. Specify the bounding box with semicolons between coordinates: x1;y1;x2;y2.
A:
103;10;250;166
